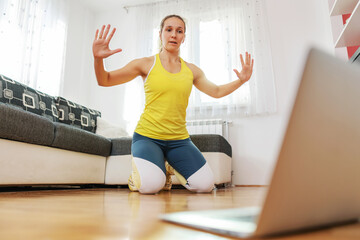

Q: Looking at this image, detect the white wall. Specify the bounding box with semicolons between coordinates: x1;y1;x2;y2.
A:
229;0;333;185
62;1;95;107
62;0;334;185
89;8;139;127
62;2;132;126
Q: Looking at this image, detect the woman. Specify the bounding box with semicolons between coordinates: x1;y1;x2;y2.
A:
93;15;254;194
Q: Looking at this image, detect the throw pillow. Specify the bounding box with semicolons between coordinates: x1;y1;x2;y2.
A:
96;117;129;138
0;74;58;122
55;96;101;133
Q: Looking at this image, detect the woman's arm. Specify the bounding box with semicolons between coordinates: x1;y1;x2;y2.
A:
93;24;150;87
95;58;150;87
190;52;254;98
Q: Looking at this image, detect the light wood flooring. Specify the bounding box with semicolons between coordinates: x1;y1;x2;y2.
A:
0;186;359;240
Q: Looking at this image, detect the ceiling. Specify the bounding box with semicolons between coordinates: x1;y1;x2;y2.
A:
78;0;164;13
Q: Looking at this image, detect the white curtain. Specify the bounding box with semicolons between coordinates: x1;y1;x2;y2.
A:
0;0;69;96
122;0;276;130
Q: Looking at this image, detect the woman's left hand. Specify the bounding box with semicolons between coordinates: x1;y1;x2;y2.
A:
233;52;254;83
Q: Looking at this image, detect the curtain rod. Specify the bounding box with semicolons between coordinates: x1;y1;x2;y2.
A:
123;0;181;13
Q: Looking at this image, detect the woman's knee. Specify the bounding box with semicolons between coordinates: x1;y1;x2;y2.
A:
132;157;166;194
139;174;166;194
186;163;215;193
188;178;214;193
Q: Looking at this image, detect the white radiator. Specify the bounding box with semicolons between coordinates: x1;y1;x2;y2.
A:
186;119;231;140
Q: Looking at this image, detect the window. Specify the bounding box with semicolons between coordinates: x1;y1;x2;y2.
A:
152;18;251;109
0;0;68;96
198;20;250;106
125;0;276;125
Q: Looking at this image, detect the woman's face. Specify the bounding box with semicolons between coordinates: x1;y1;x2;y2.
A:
160;17;185;52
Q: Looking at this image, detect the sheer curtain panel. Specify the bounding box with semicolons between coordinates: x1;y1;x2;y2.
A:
123;0;276;127
0;0;69;96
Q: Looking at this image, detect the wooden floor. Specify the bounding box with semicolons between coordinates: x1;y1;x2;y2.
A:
0;186;359;240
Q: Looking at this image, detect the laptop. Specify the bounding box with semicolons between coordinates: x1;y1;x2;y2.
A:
160;48;360;238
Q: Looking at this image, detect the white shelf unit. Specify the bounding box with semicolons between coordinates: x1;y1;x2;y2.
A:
330;0;358;16
335;1;360;47
329;0;360;48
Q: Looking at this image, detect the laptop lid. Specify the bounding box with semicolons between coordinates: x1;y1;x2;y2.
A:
255;47;360;236
161;48;360;238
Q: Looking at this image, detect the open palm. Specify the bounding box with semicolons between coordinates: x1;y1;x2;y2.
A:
233;52;254;83
93;24;122;59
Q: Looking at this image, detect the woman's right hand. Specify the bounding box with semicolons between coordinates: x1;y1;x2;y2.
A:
93;24;122;59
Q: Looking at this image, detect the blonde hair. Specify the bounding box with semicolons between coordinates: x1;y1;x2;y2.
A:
159;15;186;52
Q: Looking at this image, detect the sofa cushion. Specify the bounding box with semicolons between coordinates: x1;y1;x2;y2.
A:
55;96;101;133
109;134;232;158
0;74;59;122
52;122;111;156
190;134;232;157
0;103;55;146
110;137;132;156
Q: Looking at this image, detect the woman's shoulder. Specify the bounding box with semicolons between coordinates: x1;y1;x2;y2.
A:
131;55;156;78
133;55;155;66
183;60;200;71
183;60;203;78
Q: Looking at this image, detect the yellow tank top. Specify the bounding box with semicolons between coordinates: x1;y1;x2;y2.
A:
135;54;193;140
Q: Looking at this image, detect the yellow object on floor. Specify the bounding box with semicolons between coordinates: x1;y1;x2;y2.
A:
128;157;141;191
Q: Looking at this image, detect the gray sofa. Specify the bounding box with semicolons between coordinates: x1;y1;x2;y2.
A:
0;74;232;187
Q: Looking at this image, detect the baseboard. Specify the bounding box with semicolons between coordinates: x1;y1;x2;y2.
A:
235;185;268;187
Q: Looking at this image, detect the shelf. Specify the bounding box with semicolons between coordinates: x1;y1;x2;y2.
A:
335;0;360;47
330;0;358;16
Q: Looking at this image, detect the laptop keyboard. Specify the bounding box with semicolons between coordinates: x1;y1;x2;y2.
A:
217;214;258;223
